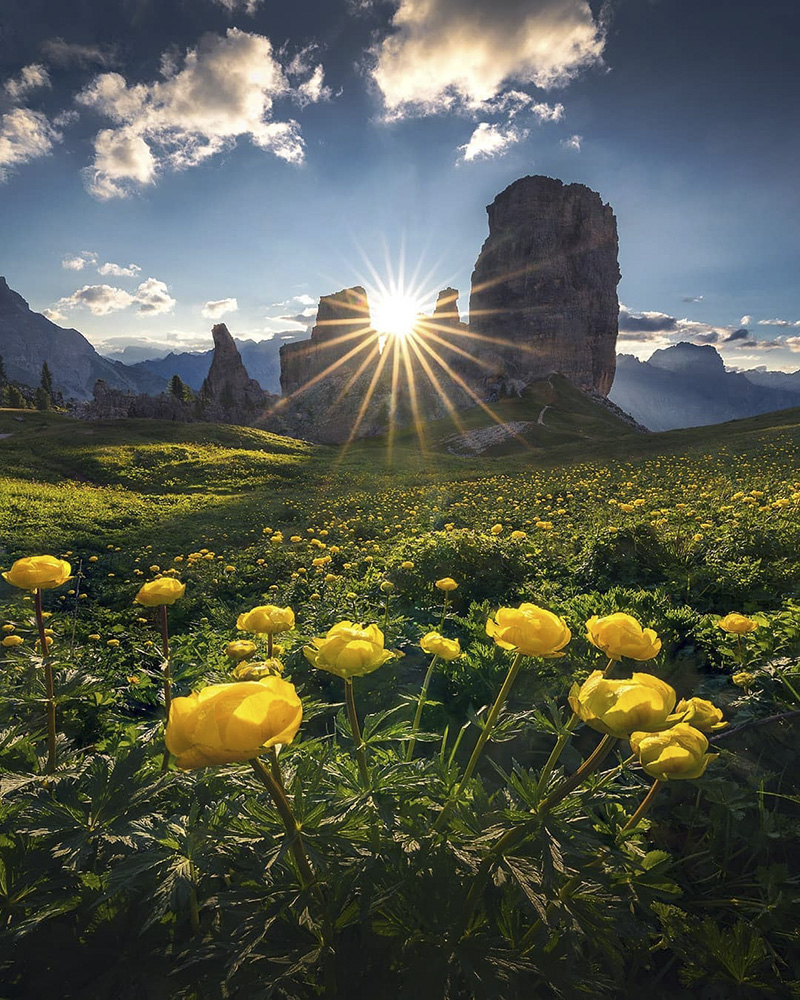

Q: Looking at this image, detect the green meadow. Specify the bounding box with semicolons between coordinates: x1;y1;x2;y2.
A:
1;399;799;998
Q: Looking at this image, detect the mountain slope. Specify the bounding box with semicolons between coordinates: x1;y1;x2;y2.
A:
0;277;166;400
609;343;800;430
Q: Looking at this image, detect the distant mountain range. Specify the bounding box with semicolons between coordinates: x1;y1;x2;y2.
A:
125;335;298;395
0;277;165;399
609;343;800;431
2;276;799;429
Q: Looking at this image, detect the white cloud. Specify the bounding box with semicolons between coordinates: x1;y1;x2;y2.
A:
62;251;98;271
296;65;333;106
757;317;800;327
0;108;62;182
135;278;176;316
97;261;142;277
371;0;605;119
54;277;176;317
561;133;582;151
202;297;239;318
739;315;752;326
4;64;51;101
56;284;136;316
212;0;264;13
41;38;118;69
458;121;527;161
77;29;310;199
786;337;800;353
42;307;68;324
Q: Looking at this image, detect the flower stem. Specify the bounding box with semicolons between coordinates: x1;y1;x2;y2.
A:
344;679;370;786
539;733;617;813
535;712;579;798
621;779;663;833
250;757;337;995
435;651;525;832
439;594;450;630
406;655;440;762
159;605;172;774
34;589;57;775
267;632;274;658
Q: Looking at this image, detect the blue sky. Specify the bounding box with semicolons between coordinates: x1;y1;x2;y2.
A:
1;0;798;370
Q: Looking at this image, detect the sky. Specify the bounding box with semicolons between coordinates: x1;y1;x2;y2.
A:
0;0;798;370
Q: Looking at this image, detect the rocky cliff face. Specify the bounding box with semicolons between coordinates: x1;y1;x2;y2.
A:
0;276;165;399
468;176;620;396
199;324;268;418
280;287;374;397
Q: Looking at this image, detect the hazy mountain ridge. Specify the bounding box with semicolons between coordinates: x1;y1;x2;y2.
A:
0;277;166;400
609;342;800;431
126;335;297;395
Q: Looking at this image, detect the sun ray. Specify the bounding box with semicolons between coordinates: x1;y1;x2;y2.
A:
405;334;468;438
276;328;379;405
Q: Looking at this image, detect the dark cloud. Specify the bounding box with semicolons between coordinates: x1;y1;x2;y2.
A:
724;327;750;342
692;331;719;343
681;294;704;303
618;309;677;333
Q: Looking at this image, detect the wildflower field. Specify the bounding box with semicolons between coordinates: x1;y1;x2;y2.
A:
1;406;800;999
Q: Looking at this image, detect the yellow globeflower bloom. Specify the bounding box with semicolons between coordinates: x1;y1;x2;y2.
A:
2;634;24;647
304;621;394;679
569;671;679;738
586;613;662;662
486;603;571;658
237;605;295;635
400;561;415;570
490;523;503;535
2;555;72;591
716;613;759;634
166;677;302;770
510;530;527;540
419;631;461;661
225;639;258;661
631;723;717;780
232;659;284;680
675;696;727;732
134;578;186;607
435;578;458;592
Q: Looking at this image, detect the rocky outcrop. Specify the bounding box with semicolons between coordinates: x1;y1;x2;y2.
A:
87;323;276;425
468;176;620;396
0;276;165;399
265;286;475;443
280;287;374;397
199;324;270;422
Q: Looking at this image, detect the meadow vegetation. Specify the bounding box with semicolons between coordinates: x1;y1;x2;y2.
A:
1;405;799;998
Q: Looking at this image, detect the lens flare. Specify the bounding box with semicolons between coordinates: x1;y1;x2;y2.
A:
371;290;429;339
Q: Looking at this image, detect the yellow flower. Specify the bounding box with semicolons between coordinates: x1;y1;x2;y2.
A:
716;613;759;634
304;621;394;679
510;530;527;540
732;670;755;689
631;723;717;780
232;659;284;680
419;631;461;661
225;639;258;661
486;603;571;658
2;624;14;631
237;605;295;635
106;639;120;648
400;561;414;569
88;634;101;641
2;555;72;591
165;677;302;770
586;613;662;662
88;555;99;563
435;577;458;592
490;523;503;535
134;578;186;607
380;581;395;593
2;635;24;647
569;671;679;738
675;696;727;732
